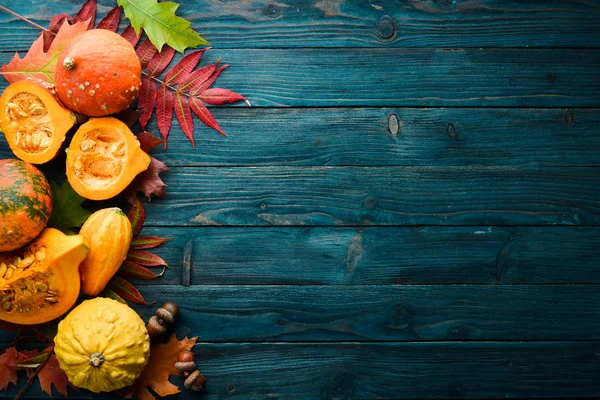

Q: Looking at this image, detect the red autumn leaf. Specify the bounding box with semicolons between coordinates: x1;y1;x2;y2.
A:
190;63;228;95
0;347;19;391
96;6;121;32
136;38;158;70
48;14;71;34
147;45;176;77
26;349;70;397
121;24;142;47
156;84;174;146
136;131;163;152
139;77;157;129
107;276;148;305
163;49;208;85
73;0;97;29
190;97;226;136
1;19;90;84
127;250;168;267
123;157;168;204
178;64;215;93
128;198;146;237
131;236;171;250
174;92;195;146
118;260;164;280
198;88;248;105
125;335;198;400
114;108;142;128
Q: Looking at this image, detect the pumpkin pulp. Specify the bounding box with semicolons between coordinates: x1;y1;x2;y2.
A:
0;80;76;164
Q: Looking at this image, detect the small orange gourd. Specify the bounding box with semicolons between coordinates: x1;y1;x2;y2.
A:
78;208;132;296
0;228;89;325
0;80;76;164
66;117;150;200
55;29;141;117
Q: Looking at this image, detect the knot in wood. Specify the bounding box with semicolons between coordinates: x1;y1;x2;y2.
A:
377;15;395;40
388;113;399;136
446;122;458;139
263;4;280;18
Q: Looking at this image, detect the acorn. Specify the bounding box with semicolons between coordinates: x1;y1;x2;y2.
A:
146;302;179;338
184;370;205;391
175;350;196;373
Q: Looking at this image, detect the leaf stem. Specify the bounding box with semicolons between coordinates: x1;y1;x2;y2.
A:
141;71;180;94
0;5;50;33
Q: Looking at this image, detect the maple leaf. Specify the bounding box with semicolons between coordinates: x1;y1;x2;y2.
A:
117;0;209;53
123;132;168;203
0;347;19;391
25;348;70;397
1;19;90;84
125;335;197;400
47;180;92;234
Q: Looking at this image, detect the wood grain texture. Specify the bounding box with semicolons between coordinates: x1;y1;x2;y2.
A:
7;342;600;399
2;0;600;49
140;166;600;226
135;226;600;285
2;48;600;107
5;108;597;167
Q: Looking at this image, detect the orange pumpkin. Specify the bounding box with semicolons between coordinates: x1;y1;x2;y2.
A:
0;228;89;325
55;29;142;117
0;159;52;252
66;117;150;200
0;80;76;164
78;208;133;296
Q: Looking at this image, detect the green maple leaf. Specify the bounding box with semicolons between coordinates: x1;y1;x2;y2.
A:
118;0;209;53
47;181;91;234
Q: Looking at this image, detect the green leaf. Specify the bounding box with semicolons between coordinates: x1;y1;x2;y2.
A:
101;288;127;304
18;352;49;369
47;181;92;233
117;0;209;53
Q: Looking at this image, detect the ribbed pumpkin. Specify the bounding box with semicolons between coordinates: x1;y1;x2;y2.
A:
55;29;141;117
54;297;150;392
78;208;132;296
65;117;151;200
0;159;52;251
0;228;88;325
0;80;76;164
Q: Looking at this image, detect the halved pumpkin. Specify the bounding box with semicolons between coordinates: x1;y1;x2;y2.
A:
66;117;150;200
0;80;76;164
0;228;89;325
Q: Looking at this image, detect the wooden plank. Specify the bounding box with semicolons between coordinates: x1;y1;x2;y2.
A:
2;49;600;107
140;166;600;226
84;285;600;341
7;342;600;398
137;226;600;285
4;108;600;167
2;0;600;50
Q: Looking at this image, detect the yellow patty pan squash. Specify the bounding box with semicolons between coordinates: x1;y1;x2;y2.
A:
54;297;150;392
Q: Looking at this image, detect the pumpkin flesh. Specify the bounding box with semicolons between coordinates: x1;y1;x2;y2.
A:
0;228;88;325
0;159;52;252
66;117;150;200
0;80;76;164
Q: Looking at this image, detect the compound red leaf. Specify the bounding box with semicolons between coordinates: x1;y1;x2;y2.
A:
156;84;174;147
138;76;157;129
121;24;142;47
174;92;195;147
73;0;96;29
128;198;146;236
190;97;226;136
119;260;164;280
147;45;176;77
131;236;171;249
127;250;168;267
96;6;121;32
190;63;229;95
163;49;208;85
136;38;158;69
136;131;163;153
123;157;168;204
107;276;148;305
198;88;248;105
0;347;19;391
178;64;215;93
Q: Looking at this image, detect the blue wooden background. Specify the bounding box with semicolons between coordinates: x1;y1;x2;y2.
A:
1;0;600;398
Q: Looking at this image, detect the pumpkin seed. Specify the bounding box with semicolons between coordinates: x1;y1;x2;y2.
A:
35;249;46;261
5;268;14;279
20;257;34;268
0;263;7;278
36;283;48;293
3;302;12;311
45;297;58;303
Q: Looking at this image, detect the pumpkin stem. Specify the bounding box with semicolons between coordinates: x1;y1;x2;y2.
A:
89;352;105;367
63;57;75;70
